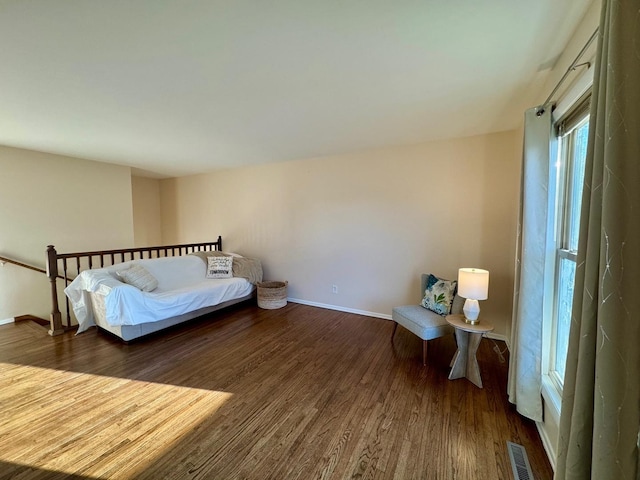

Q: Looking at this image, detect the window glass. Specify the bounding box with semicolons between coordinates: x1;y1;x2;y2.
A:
551;113;589;387
554;257;576;379
567;121;589;252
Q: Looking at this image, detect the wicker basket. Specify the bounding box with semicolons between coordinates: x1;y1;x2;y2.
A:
257;281;288;309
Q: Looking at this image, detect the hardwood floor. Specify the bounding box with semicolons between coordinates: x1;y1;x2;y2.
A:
0;303;553;479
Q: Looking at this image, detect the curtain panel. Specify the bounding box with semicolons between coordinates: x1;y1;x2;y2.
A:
507;105;555;423
556;0;640;478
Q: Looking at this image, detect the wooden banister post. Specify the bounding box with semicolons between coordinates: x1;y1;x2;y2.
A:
46;245;64;336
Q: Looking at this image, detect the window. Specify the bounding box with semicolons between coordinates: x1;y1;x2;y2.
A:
548;99;590;390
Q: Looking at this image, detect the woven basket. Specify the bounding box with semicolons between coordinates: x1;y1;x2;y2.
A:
257;281;288;309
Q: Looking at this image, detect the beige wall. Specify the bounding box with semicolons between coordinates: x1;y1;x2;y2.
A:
132;176;163;246
161;130;521;337
543;1;600;109
0;146;134;321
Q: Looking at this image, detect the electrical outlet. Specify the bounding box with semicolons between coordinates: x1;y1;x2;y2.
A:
332;285;338;294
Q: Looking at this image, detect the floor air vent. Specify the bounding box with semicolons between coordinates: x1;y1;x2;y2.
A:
507;441;535;480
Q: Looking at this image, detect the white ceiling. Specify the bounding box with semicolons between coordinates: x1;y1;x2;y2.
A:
0;1;592;178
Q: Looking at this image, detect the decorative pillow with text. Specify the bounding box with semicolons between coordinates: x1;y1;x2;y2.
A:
206;255;233;278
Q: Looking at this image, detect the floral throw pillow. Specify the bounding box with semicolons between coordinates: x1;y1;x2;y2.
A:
421;274;457;316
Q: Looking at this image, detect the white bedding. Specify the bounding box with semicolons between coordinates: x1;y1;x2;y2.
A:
64;255;253;334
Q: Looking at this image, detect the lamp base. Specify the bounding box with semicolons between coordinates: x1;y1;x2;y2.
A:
463;299;481;325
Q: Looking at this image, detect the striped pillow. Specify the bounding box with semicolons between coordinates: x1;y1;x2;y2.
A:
116;264;158;292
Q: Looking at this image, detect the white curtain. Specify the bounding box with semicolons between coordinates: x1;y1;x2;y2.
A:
507;105;555;422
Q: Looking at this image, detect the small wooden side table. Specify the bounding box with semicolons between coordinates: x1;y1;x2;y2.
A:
446;314;494;388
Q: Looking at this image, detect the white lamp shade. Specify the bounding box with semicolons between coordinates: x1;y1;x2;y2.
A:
458;268;489;300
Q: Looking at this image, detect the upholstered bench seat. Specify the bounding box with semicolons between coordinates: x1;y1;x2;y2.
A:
391;273;463;365
392;305;452;340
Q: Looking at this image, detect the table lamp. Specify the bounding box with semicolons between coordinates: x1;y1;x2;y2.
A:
458;268;489;324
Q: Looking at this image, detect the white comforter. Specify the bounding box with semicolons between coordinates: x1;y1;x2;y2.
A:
64;255;253;333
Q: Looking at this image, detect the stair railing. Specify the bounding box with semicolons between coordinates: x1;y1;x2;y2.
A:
0;255;47;275
0;253;73;336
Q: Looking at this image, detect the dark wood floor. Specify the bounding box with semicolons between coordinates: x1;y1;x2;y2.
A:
0;302;552;479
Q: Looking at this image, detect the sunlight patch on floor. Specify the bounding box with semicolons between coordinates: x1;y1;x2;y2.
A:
0;362;233;478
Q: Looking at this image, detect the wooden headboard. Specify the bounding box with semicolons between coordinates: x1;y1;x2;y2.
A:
45;236;223;336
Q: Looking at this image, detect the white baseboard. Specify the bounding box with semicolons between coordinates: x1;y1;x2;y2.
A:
536;420;557;472
485;332;508;343
287;298;510;346
0;317;15;326
287;298;393;320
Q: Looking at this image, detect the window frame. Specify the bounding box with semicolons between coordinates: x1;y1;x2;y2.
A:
543;93;591;398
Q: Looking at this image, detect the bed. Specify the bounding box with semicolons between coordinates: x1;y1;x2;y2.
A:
45;238;260;341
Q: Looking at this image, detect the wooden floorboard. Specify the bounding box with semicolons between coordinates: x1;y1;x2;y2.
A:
0;302;553;479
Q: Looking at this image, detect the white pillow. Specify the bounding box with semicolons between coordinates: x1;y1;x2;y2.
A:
116;264;158;292
207;256;233;278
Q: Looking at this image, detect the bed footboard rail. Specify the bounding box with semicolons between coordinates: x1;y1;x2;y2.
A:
45;236;223;336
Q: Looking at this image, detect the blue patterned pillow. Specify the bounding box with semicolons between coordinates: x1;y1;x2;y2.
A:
421;274;457;316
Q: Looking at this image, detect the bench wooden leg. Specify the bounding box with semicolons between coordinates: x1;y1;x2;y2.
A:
422;339;428;366
391;321;398;342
